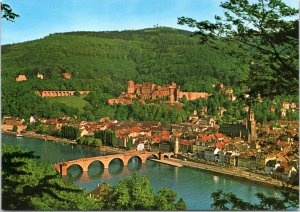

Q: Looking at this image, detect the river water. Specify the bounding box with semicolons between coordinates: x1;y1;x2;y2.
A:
2;134;279;210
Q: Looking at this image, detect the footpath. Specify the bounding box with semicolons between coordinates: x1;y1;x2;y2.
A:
167;158;295;189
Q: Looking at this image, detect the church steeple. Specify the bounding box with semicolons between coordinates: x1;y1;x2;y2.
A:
248;110;257;142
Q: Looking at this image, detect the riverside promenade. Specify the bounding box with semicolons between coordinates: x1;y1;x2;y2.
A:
150;159;183;167
167;158;290;189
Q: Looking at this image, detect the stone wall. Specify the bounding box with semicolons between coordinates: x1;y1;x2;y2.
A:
179;92;210;101
37;90;90;97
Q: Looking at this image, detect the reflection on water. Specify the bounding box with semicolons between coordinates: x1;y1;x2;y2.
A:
2;134;279;210
128;156;142;171
213;175;219;184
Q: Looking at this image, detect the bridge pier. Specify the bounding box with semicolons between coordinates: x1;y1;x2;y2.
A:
159;153;165;161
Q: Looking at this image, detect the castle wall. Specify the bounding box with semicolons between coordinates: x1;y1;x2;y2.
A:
179;92;210;100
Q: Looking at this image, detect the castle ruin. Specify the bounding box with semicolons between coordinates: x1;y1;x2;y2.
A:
108;80;210;105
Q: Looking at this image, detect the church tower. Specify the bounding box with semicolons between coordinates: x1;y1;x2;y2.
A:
248;110;257;142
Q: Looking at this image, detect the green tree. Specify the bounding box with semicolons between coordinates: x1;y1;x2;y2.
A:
12;125;18;132
2;144;100;210
60;125;80;140
93;138;102;147
176;198;187;210
178;0;298;97
1;3;19;21
211;185;299;210
99;172;186;210
155;188;178;210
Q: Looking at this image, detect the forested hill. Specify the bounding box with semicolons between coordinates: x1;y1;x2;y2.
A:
2;27;248;95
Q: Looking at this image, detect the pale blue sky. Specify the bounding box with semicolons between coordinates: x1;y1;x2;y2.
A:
2;0;298;44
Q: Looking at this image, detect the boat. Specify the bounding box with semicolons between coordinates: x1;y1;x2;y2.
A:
16;134;24;137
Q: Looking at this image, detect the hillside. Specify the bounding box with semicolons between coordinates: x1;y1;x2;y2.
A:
2;27;256;122
2;27;249;95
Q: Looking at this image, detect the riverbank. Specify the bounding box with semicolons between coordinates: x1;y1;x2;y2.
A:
1;131;123;154
151;159;183;167
168;158;298;190
3;131;297;190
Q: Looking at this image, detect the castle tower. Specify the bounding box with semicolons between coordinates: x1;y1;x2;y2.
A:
169;86;175;103
248;110;257;142
176;86;181;102
128;80;135;94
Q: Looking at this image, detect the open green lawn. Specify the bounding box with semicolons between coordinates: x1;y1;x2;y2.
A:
46;95;88;111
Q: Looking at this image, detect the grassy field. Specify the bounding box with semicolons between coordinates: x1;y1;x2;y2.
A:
46;95;88;111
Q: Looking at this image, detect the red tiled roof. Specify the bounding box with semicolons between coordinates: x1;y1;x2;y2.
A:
216;142;224;149
280;162;288;167
180;140;196;146
215;133;225;139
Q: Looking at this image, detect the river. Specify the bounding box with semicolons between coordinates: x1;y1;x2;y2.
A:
2;134;280;210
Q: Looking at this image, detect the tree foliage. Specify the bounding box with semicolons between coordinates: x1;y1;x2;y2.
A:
60;125;80;140
1;2;19;21
178;0;298;97
2;144;99;210
94;130;116;147
211;185;299;210
98;172;186;210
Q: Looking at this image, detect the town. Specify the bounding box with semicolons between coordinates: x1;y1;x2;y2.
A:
2;82;299;185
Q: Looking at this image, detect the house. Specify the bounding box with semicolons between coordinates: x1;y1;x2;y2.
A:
62;73;72;79
282;101;290;110
236;151;257;170
179;139;196;153
204;146;215;162
280;108;287;117
219;107;227;116
16;75;27;81
36;73;44;79
29;116;36;124
243;105;250;112
270;106;276;113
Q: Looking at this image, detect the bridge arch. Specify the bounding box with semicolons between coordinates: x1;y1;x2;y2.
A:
108;157;125;168
88;160;105;170
87;160;105;176
128;155;142;164
67;163;84;174
146;154;159;160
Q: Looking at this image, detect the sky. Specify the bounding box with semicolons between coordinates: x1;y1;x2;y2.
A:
2;0;298;45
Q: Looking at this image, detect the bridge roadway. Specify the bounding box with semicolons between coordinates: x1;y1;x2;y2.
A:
55;150;174;176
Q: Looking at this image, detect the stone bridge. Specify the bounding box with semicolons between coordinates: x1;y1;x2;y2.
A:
54;151;174;176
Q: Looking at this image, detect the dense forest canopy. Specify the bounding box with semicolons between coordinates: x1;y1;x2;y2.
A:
2;27;248;91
